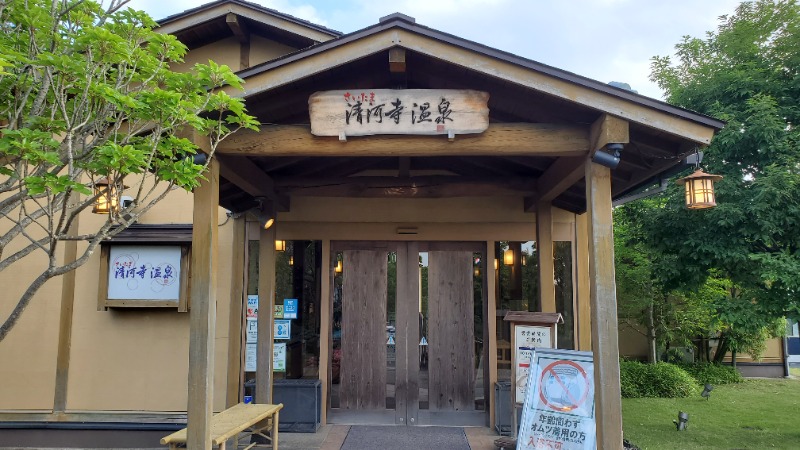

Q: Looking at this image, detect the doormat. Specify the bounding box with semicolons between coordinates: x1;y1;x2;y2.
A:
341;426;470;450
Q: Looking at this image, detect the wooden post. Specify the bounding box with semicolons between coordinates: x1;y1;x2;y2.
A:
256;225;276;404
395;242;420;425
536;201;556;313
226;216;247;408
575;213;592;351
318;240;331;425
54;212;79;413
585;160;623;450
486;241;498;430
188;157;220;450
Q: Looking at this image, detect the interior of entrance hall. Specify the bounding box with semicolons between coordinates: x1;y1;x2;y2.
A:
243;235;576;426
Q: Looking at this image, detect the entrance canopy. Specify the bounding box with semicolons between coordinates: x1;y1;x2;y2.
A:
173;10;727;214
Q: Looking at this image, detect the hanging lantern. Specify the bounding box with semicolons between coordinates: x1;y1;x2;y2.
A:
676;169;723;209
92;177;126;214
275;240;286;252
503;248;515;266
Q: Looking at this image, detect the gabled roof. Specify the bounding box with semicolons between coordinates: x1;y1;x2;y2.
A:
156;0;341;47
233;13;723;142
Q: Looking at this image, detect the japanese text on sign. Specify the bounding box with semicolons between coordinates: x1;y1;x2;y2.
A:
309;89;489;137
518;349;596;450
107;246;181;300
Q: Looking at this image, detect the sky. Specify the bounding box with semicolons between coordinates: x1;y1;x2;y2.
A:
129;0;743;100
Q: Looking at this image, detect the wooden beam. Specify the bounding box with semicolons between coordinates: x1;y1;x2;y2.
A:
226;13;250;70
525;156;586;210
536;201;556;313
216;155;290;211
226;216;246;408
188;155;220;450
256;225;276;404
280;178;536;198
590;114;629;155
389;47;406;73
54;212;79;412
585;161;623;450
217;123;590;157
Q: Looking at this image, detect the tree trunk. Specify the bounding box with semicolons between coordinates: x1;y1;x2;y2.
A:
713;335;730;364
646;304;657;363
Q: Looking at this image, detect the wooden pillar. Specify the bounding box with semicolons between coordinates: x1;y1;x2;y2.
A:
575;213;592;351
318;240;331;425
536;201;556;313
486;241;498;429
226;216;247;407
54;212;79;413
256;224;276;404
188;157;220;450
585;161;623;450
395;242;420;424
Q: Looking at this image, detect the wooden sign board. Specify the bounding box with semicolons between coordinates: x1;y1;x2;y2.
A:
309;89;489;137
107;245;181;301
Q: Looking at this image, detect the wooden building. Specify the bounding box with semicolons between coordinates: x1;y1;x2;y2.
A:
0;1;726;448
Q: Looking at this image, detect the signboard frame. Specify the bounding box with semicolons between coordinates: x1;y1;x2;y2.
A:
517;348;596;450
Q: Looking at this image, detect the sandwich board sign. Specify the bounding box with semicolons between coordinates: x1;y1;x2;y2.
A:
517;349;596;450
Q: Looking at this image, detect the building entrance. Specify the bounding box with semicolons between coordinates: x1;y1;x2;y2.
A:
329;242;487;426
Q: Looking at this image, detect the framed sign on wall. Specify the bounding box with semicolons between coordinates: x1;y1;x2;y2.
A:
97;244;190;310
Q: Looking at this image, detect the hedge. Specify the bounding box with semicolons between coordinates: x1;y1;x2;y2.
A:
620;361;700;398
677;362;743;385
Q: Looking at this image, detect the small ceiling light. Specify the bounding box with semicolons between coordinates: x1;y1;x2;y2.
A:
673;411;689;431
676;169;723;209
275;240;286;252
701;384;713;400
92;177;127;214
503;248;515;266
261;216;275;230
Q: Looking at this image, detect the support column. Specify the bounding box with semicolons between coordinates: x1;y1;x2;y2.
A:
188;157;220;450
318;240;331;425
256;225;276;404
536;201;556;313
486;241;498;429
226;216;247;408
54;212;79;412
575;213;592;351
585;161;623;450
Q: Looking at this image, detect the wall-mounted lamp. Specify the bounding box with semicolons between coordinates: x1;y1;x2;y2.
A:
676;169;723;209
289;256;294;266
92;177;127;214
591;143;624;169
474;268;480;277
335;260;343;274
494;258;498;270
503;248;515;266
275;240;286;252
521;254;527;266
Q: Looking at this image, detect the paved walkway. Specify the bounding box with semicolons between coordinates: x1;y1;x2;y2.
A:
281;425;499;450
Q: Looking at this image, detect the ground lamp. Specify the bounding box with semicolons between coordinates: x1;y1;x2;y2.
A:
674;411;689;431
701;383;713;400
92;177;126;214
676;169;723;209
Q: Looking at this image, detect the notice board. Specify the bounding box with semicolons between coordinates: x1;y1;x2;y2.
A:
517;349;596;450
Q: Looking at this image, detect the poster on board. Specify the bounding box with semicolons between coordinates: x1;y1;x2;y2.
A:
244;342;287;373
515;325;552;401
247;295;258;319
517;349;596;450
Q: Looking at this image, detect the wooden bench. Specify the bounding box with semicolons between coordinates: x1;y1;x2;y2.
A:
161;403;283;450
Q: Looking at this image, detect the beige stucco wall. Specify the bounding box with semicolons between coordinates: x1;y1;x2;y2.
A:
173;35;299;74
0;187;234;413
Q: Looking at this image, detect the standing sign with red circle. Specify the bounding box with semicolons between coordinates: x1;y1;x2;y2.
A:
538;360;591;416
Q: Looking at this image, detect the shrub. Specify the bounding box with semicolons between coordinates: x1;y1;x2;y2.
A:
678;362;743;385
620;361;699;398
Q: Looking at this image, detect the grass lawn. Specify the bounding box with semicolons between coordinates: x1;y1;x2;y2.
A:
622;378;800;449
